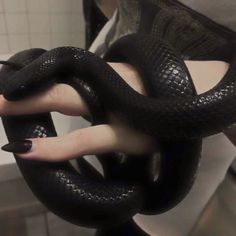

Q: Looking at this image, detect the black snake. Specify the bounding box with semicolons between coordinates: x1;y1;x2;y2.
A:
0;0;235;230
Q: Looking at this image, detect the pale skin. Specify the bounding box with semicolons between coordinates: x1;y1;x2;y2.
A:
0;1;234;161
0;60;232;161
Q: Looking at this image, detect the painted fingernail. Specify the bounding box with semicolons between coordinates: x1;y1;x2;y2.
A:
1;140;32;153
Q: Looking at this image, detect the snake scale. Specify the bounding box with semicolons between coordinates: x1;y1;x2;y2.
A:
0;0;236;230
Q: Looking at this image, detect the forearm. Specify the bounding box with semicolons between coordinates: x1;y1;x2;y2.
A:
185;61;229;94
109;61;229;95
108;60;236;145
184;61;236;145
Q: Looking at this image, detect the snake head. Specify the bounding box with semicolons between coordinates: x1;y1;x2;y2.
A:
0;48;47;101
1;64;35;101
4;83;32;101
0;61;22;94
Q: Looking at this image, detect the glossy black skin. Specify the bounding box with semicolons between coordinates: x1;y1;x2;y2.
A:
0;0;235;230
0;34;202;228
2;38;236;138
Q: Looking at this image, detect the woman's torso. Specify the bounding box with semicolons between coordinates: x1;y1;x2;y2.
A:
90;1;236;235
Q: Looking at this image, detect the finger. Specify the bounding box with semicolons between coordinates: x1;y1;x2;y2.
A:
0;83;89;116
1;125;156;162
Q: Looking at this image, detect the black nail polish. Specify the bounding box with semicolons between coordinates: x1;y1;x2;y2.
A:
1;140;32;153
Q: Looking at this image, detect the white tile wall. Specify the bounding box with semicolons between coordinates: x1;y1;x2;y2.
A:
6;14;29;34
51;32;71;47
49;0;72;13
0;0;85;54
29;14;50;33
51;14;72;33
0;1;3;12
3;0;27;13
71;13;84;33
9;34;30;51
0;35;9;53
0;13;6;33
27;0;49;13
71;32;85;47
71;0;83;13
30;33;51;49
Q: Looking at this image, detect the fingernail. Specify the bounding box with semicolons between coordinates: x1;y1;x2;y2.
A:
1;140;32;153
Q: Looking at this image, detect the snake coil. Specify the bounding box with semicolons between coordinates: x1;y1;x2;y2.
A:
0;1;236;229
0;33;235;228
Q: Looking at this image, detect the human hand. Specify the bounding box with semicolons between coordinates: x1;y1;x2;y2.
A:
1;60;231;161
0;62;156;161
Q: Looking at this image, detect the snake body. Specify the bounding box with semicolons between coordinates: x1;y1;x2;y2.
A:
0;33;233;228
0;0;236;230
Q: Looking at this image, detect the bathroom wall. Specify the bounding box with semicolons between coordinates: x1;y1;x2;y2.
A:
0;0;85;54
